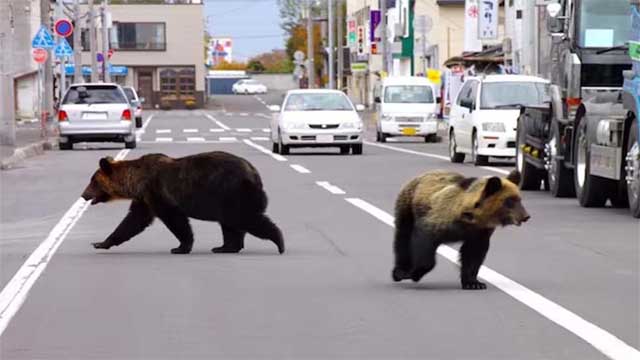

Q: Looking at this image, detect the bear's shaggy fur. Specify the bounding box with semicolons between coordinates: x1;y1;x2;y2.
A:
81;152;284;254
392;169;529;289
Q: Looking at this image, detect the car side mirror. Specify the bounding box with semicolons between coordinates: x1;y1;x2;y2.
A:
269;105;281;112
355;104;365;112
374;96;381;103
460;98;474;111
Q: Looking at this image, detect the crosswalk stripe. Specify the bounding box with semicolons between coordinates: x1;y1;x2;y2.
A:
155;137;173;142
183;129;198;133
237;128;251;132
210;128;225;132
219;137;237;142
187;137;205;142
156;129;171;134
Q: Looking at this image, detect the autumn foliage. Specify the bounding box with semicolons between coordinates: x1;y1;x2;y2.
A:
213;61;247;71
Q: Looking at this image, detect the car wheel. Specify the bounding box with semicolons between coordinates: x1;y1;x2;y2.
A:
379;132;388;143
340;145;350;155
425;134;438;143
125;138;137;149
135;117;142;128
352;144;363;155
59;141;73;150
279;132;289;155
272;141;280;154
471;131;488;166
449;129;465;163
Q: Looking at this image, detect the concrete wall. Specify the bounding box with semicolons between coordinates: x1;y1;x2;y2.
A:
250;74;297;91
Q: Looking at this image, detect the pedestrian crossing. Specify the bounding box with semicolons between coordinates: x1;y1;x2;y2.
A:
141;127;272;143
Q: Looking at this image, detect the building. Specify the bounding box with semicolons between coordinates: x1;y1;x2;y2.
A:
73;0;205;109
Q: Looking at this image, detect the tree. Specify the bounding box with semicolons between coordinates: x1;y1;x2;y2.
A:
248;50;294;73
285;24;324;84
213;61;247;70
277;0;304;33
247;60;266;72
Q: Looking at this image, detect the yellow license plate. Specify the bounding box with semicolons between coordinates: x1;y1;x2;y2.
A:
402;128;417;136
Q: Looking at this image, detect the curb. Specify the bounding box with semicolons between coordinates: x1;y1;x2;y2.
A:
0;139;57;170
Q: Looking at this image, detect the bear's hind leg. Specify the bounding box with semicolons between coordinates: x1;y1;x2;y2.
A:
212;224;245;253
409;224;438;283
154;205;194;254
239;214;284;254
459;229;492;290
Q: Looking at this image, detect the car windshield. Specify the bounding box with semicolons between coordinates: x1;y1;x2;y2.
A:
63;86;127;105
245;80;259;85
480;82;549;109
383;85;434;104
123;88;136;102
284;93;353;111
577;0;630;48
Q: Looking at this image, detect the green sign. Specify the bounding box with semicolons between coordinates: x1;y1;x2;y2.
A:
350;63;368;72
348;32;356;45
630;41;640;61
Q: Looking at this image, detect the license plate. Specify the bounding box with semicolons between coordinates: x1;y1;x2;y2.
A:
402;128;417;135
82;112;108;120
317;134;333;143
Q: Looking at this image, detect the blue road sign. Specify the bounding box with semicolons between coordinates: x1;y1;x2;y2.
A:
54;38;74;58
31;25;55;49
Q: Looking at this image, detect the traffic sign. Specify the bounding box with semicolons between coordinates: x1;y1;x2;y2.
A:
294;50;305;61
97;53;104;62
54;38;74;58
107;49;114;59
32;48;48;63
54;19;74;37
357;26;366;56
31;25;55;49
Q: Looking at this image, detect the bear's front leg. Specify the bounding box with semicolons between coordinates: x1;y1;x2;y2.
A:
93;201;155;250
212;224;245;253
409;224;438;283
459;229;492;290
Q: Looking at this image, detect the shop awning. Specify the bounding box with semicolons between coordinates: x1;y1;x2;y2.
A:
64;64;128;76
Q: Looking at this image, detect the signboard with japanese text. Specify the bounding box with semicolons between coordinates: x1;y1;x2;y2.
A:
478;0;498;40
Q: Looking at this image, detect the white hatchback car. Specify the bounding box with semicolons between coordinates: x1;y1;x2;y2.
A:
448;75;549;165
232;79;267;94
270;89;365;155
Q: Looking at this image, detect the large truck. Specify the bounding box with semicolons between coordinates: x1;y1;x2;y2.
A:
513;0;639;218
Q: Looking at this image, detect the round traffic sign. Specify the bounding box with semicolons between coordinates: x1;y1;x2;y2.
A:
97;53;104;62
107;49;114;59
294;50;305;61
32;48;48;63
54;19;74;37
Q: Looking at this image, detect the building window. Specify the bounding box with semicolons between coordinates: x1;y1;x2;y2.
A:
160;67;196;100
111;22;166;51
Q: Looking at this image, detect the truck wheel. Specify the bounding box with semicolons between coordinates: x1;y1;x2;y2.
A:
625;117;640;218
272;141;280;154
59;141;73;150
516;120;542;190
471;132;488;166
546;121;575;197
573;117;607;207
449;129;465;163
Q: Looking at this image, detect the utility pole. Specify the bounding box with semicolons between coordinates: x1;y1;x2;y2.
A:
41;0;53;135
73;0;82;83
327;0;334;89
380;0;388;75
336;0;343;91
101;0;110;82
56;0;66;102
306;0;315;88
88;0;98;82
0;0;16;145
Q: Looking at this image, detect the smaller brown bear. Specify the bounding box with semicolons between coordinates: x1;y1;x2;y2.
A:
81;152;284;254
392;169;529;289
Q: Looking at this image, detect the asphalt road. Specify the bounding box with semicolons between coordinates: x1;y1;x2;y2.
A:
0;92;638;359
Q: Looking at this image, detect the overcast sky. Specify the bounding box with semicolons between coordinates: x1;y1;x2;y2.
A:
204;0;286;61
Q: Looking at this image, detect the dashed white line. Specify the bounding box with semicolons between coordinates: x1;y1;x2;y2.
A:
316;181;346;195
262;128;271;133
344;197;639;360
250;137;270;141
237;128;251;132
156;129;171;134
290;164;311;174
205;113;231;131
155;137;173;142
209;128;225;133
219;137;237;142
243;139;287;162
239;112;249;117
187;137;205;142
0;149;130;336
183;129;198;133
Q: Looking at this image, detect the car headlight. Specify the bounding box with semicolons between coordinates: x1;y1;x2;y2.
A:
342;121;363;130
424;113;437;121
283;122;307;130
482;122;506;132
380;114;393;122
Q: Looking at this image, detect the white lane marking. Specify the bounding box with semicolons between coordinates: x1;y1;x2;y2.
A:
155;137;173;142
256;113;271;119
250;136;269;141
243;139;287;162
262;128;271;133
209;128;225;133
135;114;154;141
239;112;249;117
0;149;130;336
187;137;205;142
290;164;311;174
156;129;171;134
480;166;510;175
183;129;198;133
219;137;237;142
316;181;346;195
344;197;640;360
205;113;231;131
140;140;240;144
237;128;251;132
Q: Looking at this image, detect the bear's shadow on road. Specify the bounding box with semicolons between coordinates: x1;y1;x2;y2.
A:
388;281;467;292
93;250;282;257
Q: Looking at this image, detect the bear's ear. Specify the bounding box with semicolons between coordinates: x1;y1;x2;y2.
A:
482;177;502;198
99;157;113;175
506;170;521;185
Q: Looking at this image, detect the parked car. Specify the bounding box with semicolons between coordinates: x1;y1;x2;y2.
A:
269;89;365;155
448;74;550;165
232;79;267;94
122;86;144;128
57;83;137;150
375;76;439;142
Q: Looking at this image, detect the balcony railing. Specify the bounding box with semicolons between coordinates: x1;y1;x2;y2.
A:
110;41;166;51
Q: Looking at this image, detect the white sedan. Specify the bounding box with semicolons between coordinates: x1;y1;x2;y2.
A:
232;79;267;94
269;89;365;155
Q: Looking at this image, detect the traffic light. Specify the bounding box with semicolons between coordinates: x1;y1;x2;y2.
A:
357;26;365;56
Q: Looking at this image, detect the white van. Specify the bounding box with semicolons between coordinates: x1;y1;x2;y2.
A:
375;76;438;142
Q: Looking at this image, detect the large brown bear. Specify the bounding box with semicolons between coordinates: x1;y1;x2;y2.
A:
392;169;529;289
81;152;284;254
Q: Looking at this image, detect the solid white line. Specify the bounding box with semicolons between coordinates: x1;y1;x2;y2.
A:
219;137;237;142
156;129;171;134
344;197;640;360
480;166;510;175
155;137;173;142
0;149;130;336
135;114;154;141
250;137;269;141
290;164;311;174
209;128;225;133
183;129;198;133
316;181;346;195
187;137;205;142
141;141;239;144
236;128;251;132
243;139;287;162
204;113;231;131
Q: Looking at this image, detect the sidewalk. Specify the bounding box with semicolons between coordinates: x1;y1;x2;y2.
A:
0;121;57;170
